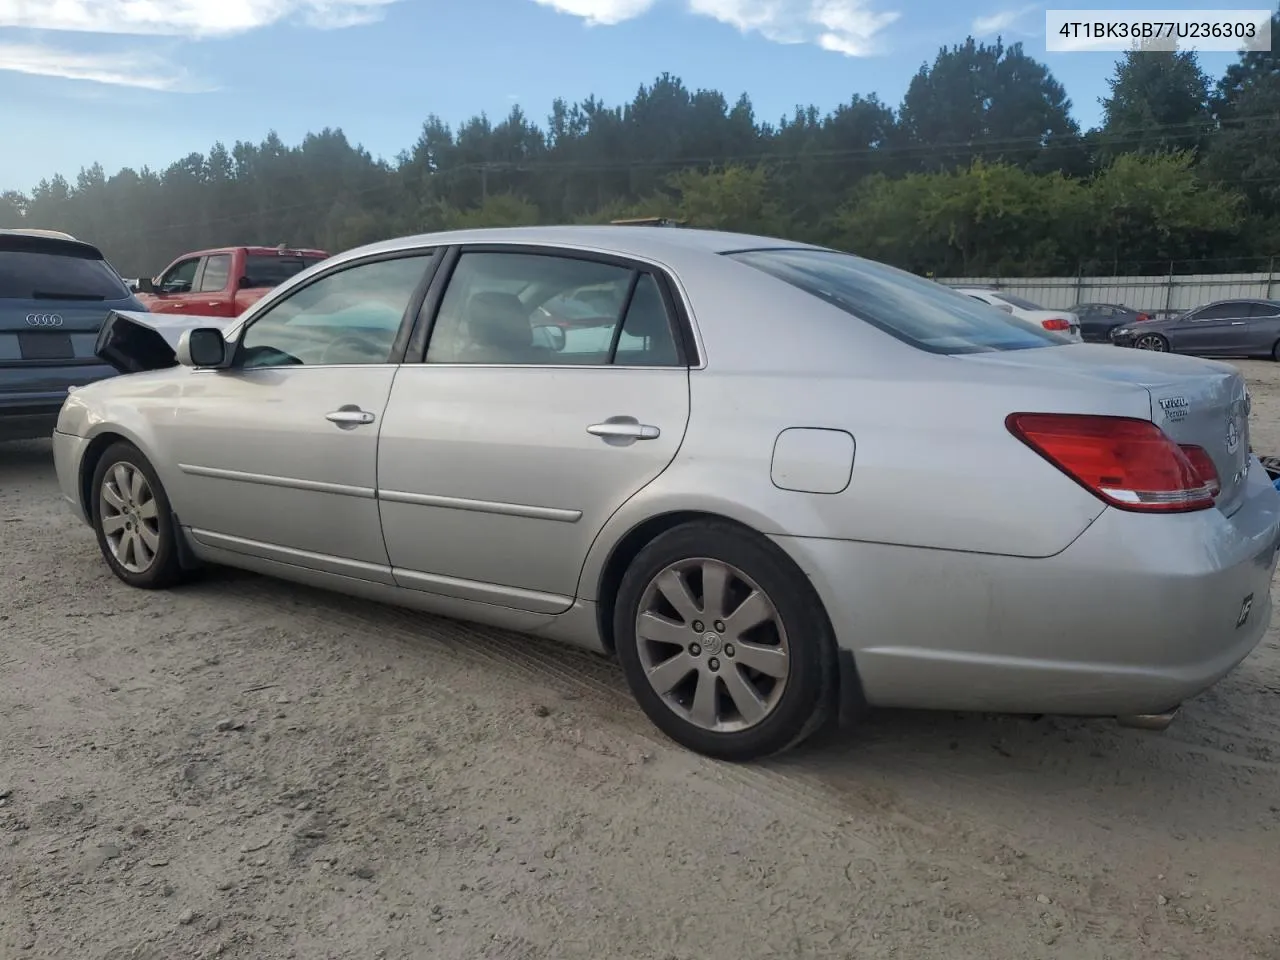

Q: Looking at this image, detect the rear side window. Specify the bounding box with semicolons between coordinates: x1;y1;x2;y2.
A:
199;254;231;292
244;255;326;288
0;243;130;301
728;248;1063;354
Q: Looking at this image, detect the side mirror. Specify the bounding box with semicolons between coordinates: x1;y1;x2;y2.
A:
135;277;156;294
176;327;228;367
532;324;566;352
237;276;252;289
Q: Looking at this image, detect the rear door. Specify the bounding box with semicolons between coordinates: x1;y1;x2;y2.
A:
376;246;693;613
191;252;235;316
1077;304;1111;341
1244;301;1280;357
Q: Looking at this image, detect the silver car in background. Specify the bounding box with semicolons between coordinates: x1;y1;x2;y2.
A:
52;226;1280;760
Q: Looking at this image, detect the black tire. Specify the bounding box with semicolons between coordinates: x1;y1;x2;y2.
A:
89;441;186;590
1271;340;1280;362
613;520;838;761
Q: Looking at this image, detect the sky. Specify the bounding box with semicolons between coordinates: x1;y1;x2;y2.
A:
0;0;1254;193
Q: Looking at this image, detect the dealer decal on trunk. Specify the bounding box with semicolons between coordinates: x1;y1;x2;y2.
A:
1158;396;1189;422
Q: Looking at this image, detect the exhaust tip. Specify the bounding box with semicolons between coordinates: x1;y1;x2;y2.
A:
1116;706;1181;731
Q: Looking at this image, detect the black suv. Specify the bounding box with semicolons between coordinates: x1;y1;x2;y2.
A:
0;230;144;441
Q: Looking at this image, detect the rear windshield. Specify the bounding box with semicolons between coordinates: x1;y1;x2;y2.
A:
244;255;326;288
0;247;130;301
727;248;1064;355
991;291;1043;311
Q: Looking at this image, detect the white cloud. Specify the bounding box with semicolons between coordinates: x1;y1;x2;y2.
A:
972;4;1038;36
531;0;897;55
0;0;399;38
529;0;658;26
0;42;205;90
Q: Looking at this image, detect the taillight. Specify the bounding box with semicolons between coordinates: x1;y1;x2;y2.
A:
1006;413;1218;512
1041;318;1072;332
1178;444;1221;498
1135;313;1151;322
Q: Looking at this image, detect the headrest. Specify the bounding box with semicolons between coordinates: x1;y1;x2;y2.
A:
466;291;530;349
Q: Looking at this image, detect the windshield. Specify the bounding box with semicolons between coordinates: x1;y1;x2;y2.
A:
991;291;1044;311
727;248;1065;354
0;249;130;301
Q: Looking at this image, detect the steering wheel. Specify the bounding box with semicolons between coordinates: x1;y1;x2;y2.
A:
321;334;385;365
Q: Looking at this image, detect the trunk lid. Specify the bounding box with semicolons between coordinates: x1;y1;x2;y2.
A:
95;309;238;374
0;297;138;366
964;345;1251;515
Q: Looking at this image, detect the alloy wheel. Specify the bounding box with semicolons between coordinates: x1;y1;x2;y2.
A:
634;558;791;733
1135;334;1167;351
99;462;161;574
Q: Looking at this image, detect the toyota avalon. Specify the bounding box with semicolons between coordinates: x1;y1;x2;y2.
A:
51;226;1280;760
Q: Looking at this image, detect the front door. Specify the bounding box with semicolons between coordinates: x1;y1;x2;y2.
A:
376;247;692;612
144;256;205;315
1173;302;1251;356
159;252;437;581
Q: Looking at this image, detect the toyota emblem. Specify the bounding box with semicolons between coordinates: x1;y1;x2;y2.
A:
25;313;64;327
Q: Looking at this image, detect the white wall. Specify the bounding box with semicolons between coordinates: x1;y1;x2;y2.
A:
939;271;1280;316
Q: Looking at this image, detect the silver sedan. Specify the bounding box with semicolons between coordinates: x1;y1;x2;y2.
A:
52;226;1280;760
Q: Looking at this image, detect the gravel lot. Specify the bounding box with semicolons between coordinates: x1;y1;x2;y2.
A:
3;360;1280;960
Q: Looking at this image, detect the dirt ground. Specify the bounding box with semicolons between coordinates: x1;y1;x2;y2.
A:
3;362;1280;960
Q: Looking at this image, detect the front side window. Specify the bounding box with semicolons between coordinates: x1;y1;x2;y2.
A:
237;255;430;368
425;250;682;366
729;248;1063;354
1193;303;1242;321
198;254;231;292
158;258;199;293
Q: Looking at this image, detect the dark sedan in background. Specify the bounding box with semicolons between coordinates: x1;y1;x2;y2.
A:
1070;302;1151;342
1111;298;1280;359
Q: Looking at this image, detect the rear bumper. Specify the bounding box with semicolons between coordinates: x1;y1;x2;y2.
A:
773;458;1280;717
0;363;117;441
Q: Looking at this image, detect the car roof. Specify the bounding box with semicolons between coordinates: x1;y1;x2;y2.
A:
0;230;104;258
0;227;77;241
324;225;825;269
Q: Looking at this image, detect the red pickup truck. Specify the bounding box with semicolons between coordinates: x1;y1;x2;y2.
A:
135;245;329;317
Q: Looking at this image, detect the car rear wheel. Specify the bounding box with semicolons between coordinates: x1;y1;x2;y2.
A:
1134;333;1169;352
90;442;185;590
613;520;837;761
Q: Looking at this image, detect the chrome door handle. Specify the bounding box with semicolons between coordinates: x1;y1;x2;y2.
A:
1230;321;1246;325
325;408;376;427
207;301;222;307
587;417;660;444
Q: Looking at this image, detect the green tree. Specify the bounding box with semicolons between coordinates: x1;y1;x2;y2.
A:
898;38;1080;172
1099;44;1212;159
1084;152;1243;272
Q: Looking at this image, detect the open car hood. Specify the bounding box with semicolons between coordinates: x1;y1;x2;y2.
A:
96;310;237;374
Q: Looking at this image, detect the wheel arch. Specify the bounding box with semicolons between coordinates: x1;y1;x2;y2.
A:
78;430;138;518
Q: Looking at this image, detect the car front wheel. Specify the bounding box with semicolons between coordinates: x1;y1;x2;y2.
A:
1134;333;1169;352
614;520;837;761
90;441;186;590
